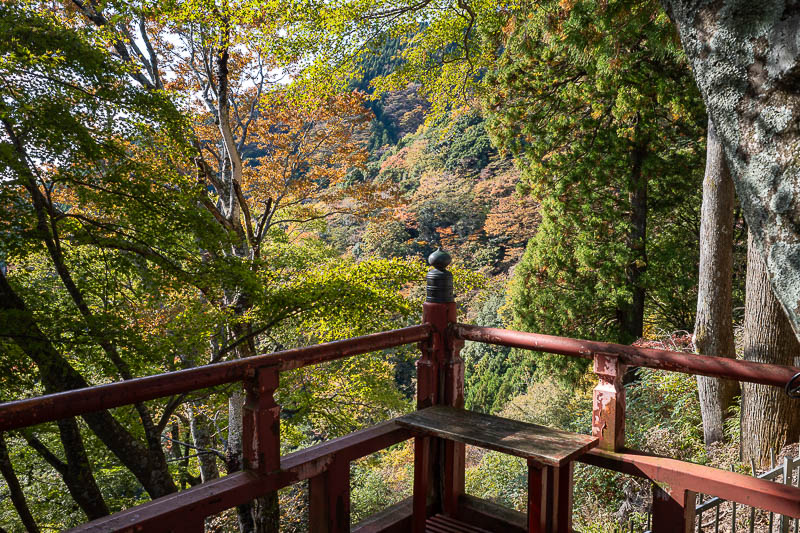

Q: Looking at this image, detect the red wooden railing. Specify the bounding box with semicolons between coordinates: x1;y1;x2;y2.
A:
2;258;800;532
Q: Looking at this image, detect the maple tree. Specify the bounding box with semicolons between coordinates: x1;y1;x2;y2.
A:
0;2;420;530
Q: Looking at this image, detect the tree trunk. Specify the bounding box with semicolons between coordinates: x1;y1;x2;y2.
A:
227;391;256;532
662;1;800;341
253;492;281;532
55;419;111;519
0;433;40;533
621;139;648;343
694;118;739;445
741;231;800;467
189;402;221;483
0;270;177;499
22;426;110;520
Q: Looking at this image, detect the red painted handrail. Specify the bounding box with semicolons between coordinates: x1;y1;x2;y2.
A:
453;324;800;388
0;324;431;432
579;448;800;519
5;320;800;532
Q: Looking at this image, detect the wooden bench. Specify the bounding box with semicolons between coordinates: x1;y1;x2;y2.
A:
396;406;598;533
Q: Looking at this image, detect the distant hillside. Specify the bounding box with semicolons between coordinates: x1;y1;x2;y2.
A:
331;104;538;278
350;36;430;153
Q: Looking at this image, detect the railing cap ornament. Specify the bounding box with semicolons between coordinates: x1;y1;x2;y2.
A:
426;248;454;303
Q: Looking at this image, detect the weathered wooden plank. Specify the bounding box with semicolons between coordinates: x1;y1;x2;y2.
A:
396;407;597;467
351;497;413;533
455;494;527;533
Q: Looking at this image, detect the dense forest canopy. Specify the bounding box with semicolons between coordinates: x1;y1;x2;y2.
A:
1;0;799;531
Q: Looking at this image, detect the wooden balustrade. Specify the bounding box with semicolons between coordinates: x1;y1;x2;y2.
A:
1;309;800;531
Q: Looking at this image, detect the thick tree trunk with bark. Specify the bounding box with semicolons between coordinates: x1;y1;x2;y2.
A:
742;231;800;467
226;319;280;533
662;1;800;341
0;433;40;533
695;119;740;445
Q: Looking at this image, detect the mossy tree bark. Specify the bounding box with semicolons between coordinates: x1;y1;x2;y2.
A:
663;0;800;341
694;119;739;445
742;231;800;467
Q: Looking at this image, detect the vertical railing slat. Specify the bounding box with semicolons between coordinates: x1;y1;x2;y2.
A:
750;458;757;533
309;457;350;533
781;456;791;533
730;465;737;532
770;451;776;532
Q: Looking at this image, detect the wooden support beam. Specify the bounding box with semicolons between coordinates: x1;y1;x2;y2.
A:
454;323;800;388
652;483;696;533
415;304;441;522
310;457;350;533
547;464;573;533
69;471;282;533
419;293;465;519
443;439;465;516
70;422;411;533
592;353;625;451
413;436;432;533
527;462;573;533
580;447;800;518
0;325;431;433
441;309;465;517
528;462;546;533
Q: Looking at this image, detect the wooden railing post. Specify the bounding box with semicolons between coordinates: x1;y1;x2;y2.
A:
592;353;625;451
309;456;350;533
242;363;281;531
243;364;280;474
652;483;696;533
416;249;465;521
442;319;464;517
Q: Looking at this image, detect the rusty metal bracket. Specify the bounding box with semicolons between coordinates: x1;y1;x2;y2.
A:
786;372;800;398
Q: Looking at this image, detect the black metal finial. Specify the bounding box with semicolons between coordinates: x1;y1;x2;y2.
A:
426;248;454;303
786;372;800;399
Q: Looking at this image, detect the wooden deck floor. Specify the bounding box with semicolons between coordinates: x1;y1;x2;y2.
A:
425;513;494;532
